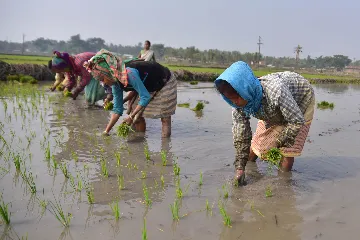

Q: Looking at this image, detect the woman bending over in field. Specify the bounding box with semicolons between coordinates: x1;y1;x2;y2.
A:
48;51;111;105
84;49;177;138
215;61;315;185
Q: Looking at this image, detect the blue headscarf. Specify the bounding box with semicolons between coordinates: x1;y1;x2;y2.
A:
215;61;263;117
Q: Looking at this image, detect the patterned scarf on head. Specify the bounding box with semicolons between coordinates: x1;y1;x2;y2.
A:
83;49;128;87
215;61;263;117
51;51;73;72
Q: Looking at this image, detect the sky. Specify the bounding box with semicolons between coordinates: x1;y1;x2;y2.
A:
0;0;358;59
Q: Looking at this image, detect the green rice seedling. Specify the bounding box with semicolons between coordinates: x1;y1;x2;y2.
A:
71;151;78;162
104;102;113;111
173;162;180;176
263;148;283;169
170;199;180;221
126;160;131;168
118;175;125;190
0;198;11;225
161;175;165;187
265;186;273;198
190;81;199;85
63;90;72;97
218;201;231;227
19;75;35;83
76;173;83;192
13;154;21;171
177;103;190;108
222;184;229;199
110;201;120;220
144;145;150;161
141;171;147;179
48;199;72;227
154;179;158;188
21;233;28;240
39;199;48;215
192;102;204;111
143;184;152;206
20;170;36;194
205;199;213;215
115;152;121;167
199;172;203;186
86;188;95;204
161;150;167;166
142;218;147;240
52;156;58;170
133;163;138;170
69;174;76;190
45;143;51;161
116;123;134;138
59;163;70;178
101;158;109;178
317;101;335;110
176;180;183;199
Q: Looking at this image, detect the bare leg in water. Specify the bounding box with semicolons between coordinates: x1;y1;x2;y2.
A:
161;116;171;138
134;117;146;132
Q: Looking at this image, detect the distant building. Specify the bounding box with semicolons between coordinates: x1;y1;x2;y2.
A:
344;66;360;74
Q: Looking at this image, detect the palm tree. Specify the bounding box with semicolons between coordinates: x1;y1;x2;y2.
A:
294;45;303;67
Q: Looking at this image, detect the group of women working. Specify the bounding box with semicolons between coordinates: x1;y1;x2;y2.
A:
48;41;315;185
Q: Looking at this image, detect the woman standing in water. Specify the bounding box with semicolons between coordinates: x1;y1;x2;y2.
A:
48;51;109;105
138;40;156;62
215;61;315;184
84;49;177;138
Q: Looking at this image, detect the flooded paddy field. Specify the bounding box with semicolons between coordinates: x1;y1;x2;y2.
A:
1;82;360;240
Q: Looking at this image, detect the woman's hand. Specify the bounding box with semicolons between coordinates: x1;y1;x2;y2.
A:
103;98;109;107
122;116;133;125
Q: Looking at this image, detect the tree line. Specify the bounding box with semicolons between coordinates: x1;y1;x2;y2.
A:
0;34;354;70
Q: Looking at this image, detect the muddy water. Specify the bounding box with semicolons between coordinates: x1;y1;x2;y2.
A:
1;82;360;240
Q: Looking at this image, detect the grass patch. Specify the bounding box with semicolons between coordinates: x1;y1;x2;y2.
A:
6;75;19;81
177;103;190;108
190;81;198;85
192;102;204;111
317;101;335;110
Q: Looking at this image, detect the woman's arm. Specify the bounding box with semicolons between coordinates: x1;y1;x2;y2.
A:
104;83;124;134
50;73;64;91
276;86;305;147
72;68;93;99
232;108;252;170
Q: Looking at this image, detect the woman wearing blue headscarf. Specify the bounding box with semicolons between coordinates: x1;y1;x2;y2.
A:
215;61;315;185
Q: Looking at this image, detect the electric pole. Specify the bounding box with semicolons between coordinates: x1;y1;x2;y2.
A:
257;36;263;69
22;34;25;55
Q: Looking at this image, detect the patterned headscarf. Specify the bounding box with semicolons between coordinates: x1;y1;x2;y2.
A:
50;51;73;72
83;49;128;87
215;61;263;117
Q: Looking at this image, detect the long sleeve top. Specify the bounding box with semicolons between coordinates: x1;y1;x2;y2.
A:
64;52;95;92
111;67;151;115
232;72;315;169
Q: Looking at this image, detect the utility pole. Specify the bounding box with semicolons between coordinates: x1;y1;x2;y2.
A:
22;34;25;55
257;36;263;69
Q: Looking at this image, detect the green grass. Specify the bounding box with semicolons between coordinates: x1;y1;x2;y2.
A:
0;54;50;65
317;101;335;110
190;81;199;85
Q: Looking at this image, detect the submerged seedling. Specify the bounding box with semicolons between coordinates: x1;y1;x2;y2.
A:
20;170;36;194
173;162;180;176
101;158;109;178
118;175;125;190
59;163;70;178
86;188;95;204
176;179;183;199
13;154;21;171
199;172;203;186
218;201;231;227
0;198;11;225
170;199;180;221
205;199;212;215
160;175;165;187
71;151;78;162
141;171;147;179
52;156;58;170
45;143;51;161
115;152;121;167
48;199;72;227
144;145;150;161
142;218;147;240
265;186;273;198
161;150;167;166
110;201;120;220
222;184;229;199
76;173;83;192
143;184;152;206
